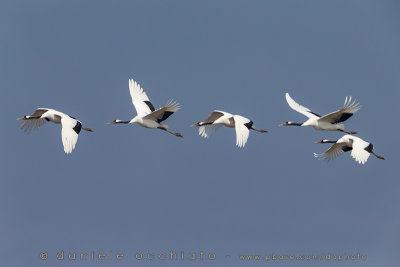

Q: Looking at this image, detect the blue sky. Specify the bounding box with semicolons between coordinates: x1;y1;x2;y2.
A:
1;0;399;266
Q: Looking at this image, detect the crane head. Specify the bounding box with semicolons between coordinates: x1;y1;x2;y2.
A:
107;120;130;124
314;139;332;144
190;122;201;127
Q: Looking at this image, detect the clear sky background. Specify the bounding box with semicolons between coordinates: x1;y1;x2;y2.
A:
1;0;399;266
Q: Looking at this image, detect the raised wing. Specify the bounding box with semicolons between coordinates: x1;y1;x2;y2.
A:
129;79;155;116
61;117;80;154
350;138;371;164
314;142;351;162
285;93;320;119
319;96;361;124
233;115;251;148
143;100;180;123
18;108;49;133
29;108;49;117
204;110;227;123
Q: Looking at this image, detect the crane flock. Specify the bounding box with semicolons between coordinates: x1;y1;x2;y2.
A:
17;78;385;164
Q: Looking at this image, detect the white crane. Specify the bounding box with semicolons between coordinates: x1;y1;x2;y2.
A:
314;135;385;164
107;79;183;137
279;93;360;134
17;108;93;154
191;110;268;147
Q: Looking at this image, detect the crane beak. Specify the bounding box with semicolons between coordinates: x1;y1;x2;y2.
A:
106;121;116;125
83;127;94;132
279;122;287;127
190;123;199;127
314;140;323;144
16;116;26;120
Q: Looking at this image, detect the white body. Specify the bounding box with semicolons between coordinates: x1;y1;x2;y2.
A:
302;119;344;131
130;117;162;129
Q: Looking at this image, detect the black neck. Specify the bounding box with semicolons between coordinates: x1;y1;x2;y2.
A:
26;116;41;120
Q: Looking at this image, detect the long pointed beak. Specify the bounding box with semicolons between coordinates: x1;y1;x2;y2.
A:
314;141;322;144
83;127;94;132
190;124;198;127
279;123;287;127
16;116;25;120
106;121;116;125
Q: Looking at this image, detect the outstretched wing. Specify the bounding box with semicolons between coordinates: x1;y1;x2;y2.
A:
319;96;361;124
61;117;80;154
233;115;251;148
198;124;222;138
314;142;351;162
18;108;49;134
350;138;371;164
198;110;226;138
285;93;320;119
129;79;155;116
143;100;180;123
